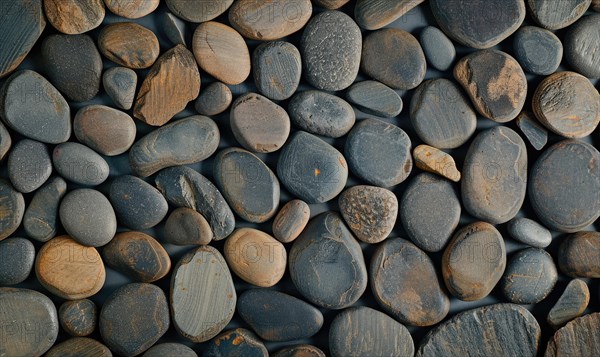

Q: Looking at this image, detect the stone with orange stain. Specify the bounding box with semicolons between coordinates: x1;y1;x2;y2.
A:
413;145;461;182
205;328;268;357
44;0;104;35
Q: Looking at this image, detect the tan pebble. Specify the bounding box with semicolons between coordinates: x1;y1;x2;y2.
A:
272;200;310;243
98;22;160;69
44;0;105;35
104;0;159;19
413;145;461;182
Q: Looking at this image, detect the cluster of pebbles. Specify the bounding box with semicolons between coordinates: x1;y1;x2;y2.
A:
1;0;599;356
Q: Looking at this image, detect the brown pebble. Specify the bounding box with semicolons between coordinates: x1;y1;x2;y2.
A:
413;145;461;182
313;0;350;9
104;0;159;19
98;22;160;69
559;231;600;278
272;199;310;243
545;312;600;357
74;105;136;156
45;337;112;357
164;207;213;246
195;82;232;116
44;0;105;35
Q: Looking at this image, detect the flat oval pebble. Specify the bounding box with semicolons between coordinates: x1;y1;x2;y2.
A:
224;228;286;287
105;0;159;19
417;304;540;356
170;246;236;342
502;248;558;304
41;34;102;102
23;177;66;242
0;70;71;144
156;166;235;240
564;14;600;78
0;122;11;161
547;279;590;329
45;337;112;357
400;173;461;252
273;345;325;357
214;148;279;223
545;312;600;357
162;12;187;46
528;0;591;30
164;207;213;245
462;126;527;224
53;142;110;186
313;0;349;9
0;179;25;240
361;28;426;90
8;139;51;193
529;140;600;232
355;0;425;30
134;45;201;126
237;289;323;341
195;82;232;116
430;0;525;48
442;222;506;301
339;185;397;244
229;0;312;40
558;231;600;278
253;41;301;101
59;188;116;247
507;217;552;248
513;26;563;75
329;306;414;357
0;237;35;285
74;105;136;156
532;71;600;138
59;299;97;336
44;0;104;34
109;175;168;230
410;78;477;149
413;145;461;182
166;0;233;22
516;111;549;150
301;10;361;91
346;80;402;117
289;212;367;309
35;236;105;299
205;328;268;357
144;343;197;357
288;90;355;138
272;199;310;243
454;49;527;122
345;118;412;187
420;26;456;71
98;23;160;69
371;238;450;326
102;67;137;110
100;283;169;357
0;287;58;357
130;115;220;177
277;131;348;203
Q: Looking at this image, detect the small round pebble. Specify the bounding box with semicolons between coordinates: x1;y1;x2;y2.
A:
564;14;600;78
98;22;160;69
23;177;67;242
0;179;25;241
528;0;591;30
45;337;112;357
164;207;213;246
109;175;168;230
59;299;97;337
420;26;456;71
253;41;301;100
513;26;563;75
195;82;232;116
547;279;590;329
102;67;137;110
53;142;110;186
205;328;268;357
558;231;600;278
105;0;159;19
345;80;402;117
74;104;136;156
502;248;558;304
288;90;356;138
8;138;52;193
0;237;35;285
44;0;104;34
272;199;310;243
507;218;552;248
144;343;197;357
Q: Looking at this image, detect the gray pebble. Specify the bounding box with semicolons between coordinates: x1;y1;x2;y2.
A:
507;217;552;248
144;343;197;357
53;142;109;186
166;0;233;22
162;12;187;46
272;199;310;243
253;41;301;101
102;67;137;110
195;82;232;116
0;237;35;285
502;248;558;304
564;14;600;78
516;111;548;150
23;177;67;242
528;0;591;30
0;122;11;161
420;26;456;71
59;299;97;337
547;279;590;329
0;179;25;241
513;26;563;75
288;90;355;138
164;207;213;245
8;139;52;193
109;175;168;230
345;80;402;117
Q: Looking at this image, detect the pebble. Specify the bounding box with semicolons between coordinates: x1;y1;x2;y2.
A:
329;306;414;357
102;67;137;110
272;199;310;243
162;12;187;46
0;0;46;78
454;49;527;122
547;279;590;329
214;148;280;223
59;299;97;337
237;289;324;341
144;343;197;357
346;80;402;117
253;41;301;101
288;90;355;138
507;217;552;248
133;45;201;126
564;14;600;78
355;0;424;30
413;145;461;182
0;288;58;357
289;212;367;309
462;126;527;224
8;139;51;193
53;142;110;186
155;166;235;240
0;237;35;285
100;283;169;356
129;115;220;177
545;312;600;357
361;28;426;90
35;236;105;299
345;118;412;187
229;0;312;40
0;180;25;241
419;26;456;71
166;0;233;22
532;71;600;138
528;0;591;30
594;0;600;11
513;26;563;75
273;345;325;357
417;304;541;356
300;10;362;91
502;248;558;304
0;122;11;161
41;34;102;102
409;78;477;149
98;23;160;69
43;0;104;34
558;231;600;278
400;173;461;253
338;185;397;244
45;337;112;357
74;104;136;156
164;207;213;245
102;232;171;283
516;111;549;150
59;189;116;247
105;0;159;19
170;246;236;342
224;228;287;287
204;328;268;357
195;82;232;116
371;238;450;326
529;140;600;232
429;0;525;48
23;177;66;242
109;175;169;230
442;222;507;301
313;0;349;9
277;131;348;203
192;22;250;85
0;70;71;144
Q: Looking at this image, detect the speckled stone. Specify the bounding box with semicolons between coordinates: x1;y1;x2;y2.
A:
162;12;187;46
0;122;11;161
102;67;137;110
109;175;168;230
105;0;160;19
272;200;310;243
545;312;600;357
74;104;136;156
144;343;197;357
345;80;402;117
558;231;600;278
564;14;600;78
0;237;35;285
420;26;456;71
205;328;268;357
528;0;591;30
23;177;66;242
513;26;563;75
355;0;425;30
166;0;233;22
0;179;25;241
273;345;325;357
507;217;552;248
253;41;301;101
45;337;112;357
164;207;213;246
547;279;590;329
43;0;104;34
516;111;548;150
8;139;51;193
59;299;97;337
98;22;160;69
59;189;116;247
502;248;558;304
195;82;232;117
288;90;355;138
53;142;109;186
413;145;461;182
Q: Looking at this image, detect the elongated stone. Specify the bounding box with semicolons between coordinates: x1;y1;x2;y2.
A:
273;345;325;357
346;80;402;117
53;142;110;186
272;199;310;243
564;14;600;78
164;207;213;246
413;145;461;182
166;0;233;22
0;122;11;161
516;112;548;150
98;23;160;69
0;180;25;241
205;328;267;357
545;313;600;357
355;0;425;30
45;338;112;357
105;0;160;19
528;0;591;30
103;67;137;110
253;41;301;101
74;105;136;156
59;189;116;247
502;248;558;304
144;343;197;357
44;0;104;34
558;231;600;278
548;279;590;329
59;299;97;337
313;0;349;9
23;177;66;242
8;139;51;193
513;26;563;75
0;237;35;285
420;26;456;71
195;82;232;116
507;217;552;248
288;90;355;138
109;175;168;230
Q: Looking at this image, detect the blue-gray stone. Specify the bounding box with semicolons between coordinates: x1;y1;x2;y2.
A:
253;41;301;101
420;26;456;71
516;112;548;151
288;90;355;138
0;179;25;241
53;142;109;186
502;248;558;304
103;67;137;110
513;26;562;75
8;139;52;193
345;80;402;117
23;177;67;242
507;217;552;248
0;237;35;285
109;175;169;230
564;14;600;78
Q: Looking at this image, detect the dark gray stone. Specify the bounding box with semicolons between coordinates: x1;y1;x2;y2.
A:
545;312;600;357
513;26;563;75
59;299;97;337
516;111;549;150
528;0;591;30
103;67;137;110
507;217;552;248
162;13;187;46
547;279;590;329
144;343;197;357
166;0;233;22
558;231;600;278
0;122;11;161
420;26;456;71
53;142;109;186
345;80;402;117
273;345;325;357
8;139;51;193
109;175;168;230
502;248;558;304
205;328;268;357
564;14;600;78
0;238;35;285
288;90;355;138
23;177;67;242
164;207;213;245
45;338;112;357
195;82;232;116
253;41;301;101
0;179;25;241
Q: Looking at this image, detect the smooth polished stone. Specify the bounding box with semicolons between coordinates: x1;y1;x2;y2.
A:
45;337;112;357
205;328;268;357
166;0;233;22
0;122;11;161
99;23;160;69
288;90;355;138
564;14;600;78
164;207;213;245
545;312;600;357
74;104;136;156
420;26;456;71
162;12;187;46
313;0;349;9
558;231;600;278
0;237;35;285
59;299;97;337
109;175;168;230
516;111;548;150
44;0;104;34
507;217;552;248
105;0;159;19
513;26;563;75
253;41;301;101
53;142;110;186
273;345;325;357
272;199;310;243
355;0;425;30
102;67;137;110
23;177;66;242
502;248;558;304
547;279;590;329
8;139;51;193
528;0;591;30
144;343;197;357
195;82;232;116
0;180;25;241
413;145;461;182
346;80;402;117
59;189;116;247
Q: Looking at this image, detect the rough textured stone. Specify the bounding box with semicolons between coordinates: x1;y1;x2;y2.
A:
528;0;591;30
502;248;558;304
413;145;461;182
166;0;233;22
516;111;548;150
45;337;112;357
23;177;66;242
547;279;590;329
253;41;301;101
103;67;137;110
513;26;563;75
53;142;110;186
507;217;552;248
59;189;116;247
144;343;197;357
0;237;35;285
272;199;310;243
545;313;600;357
59;299;97;337
558;231;600;278
288;90;355;138
0;179;25;241
109;175;168;230
99;22;160;69
420;26;456;71
164;207;213;245
8;139;51;193
105;0;159;19
205;328;268;357
74;104;136;156
564;14;600;78
273;345;325;357
346;80;402;117
44;0;104;34
355;0;425;30
195;82;232;116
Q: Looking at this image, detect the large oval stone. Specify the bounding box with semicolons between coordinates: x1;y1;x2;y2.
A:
74;105;136;156
59;189;116;247
23;177;66;242
252;41;301;101
502;248;558;304
8;138;51;193
420;26;456;71
109;175;168;230
545;312;600;357
528;0;591;30
53;142;110;186
0;179;25;241
564;14;600;78
288;90;355;138
513;26;563;76
98;22;160;69
558;232;600;278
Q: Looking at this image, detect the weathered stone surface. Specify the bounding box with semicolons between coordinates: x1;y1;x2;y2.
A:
103;67;137;110
53;142;110;186
105;0;159;19
0;122;11;161
564;14;600;78
545;313;600;357
164;207;213;245
99;23;159;69
355;0;425;30
0;179;25;241
59;189;116;247
273;345;325;357
413;145;461;182
166;0;233;22
144;343;197;357
195;82;232;116
8;139;51;193
0;237;35;285
288;90;355;138
205;328;268;357
502;248;558;304
59;299;97;337
44;0;104;34
558;231;600;278
420;26;456;71
548;279;590;329
253;41;301;101
513;26;563;75
507;217;552;248
23;177;66;242
272;199;310;243
74;104;136;156
109;175;168;230
45;337;112;357
528;0;591;30
346;80;402;117
516;111;548;150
